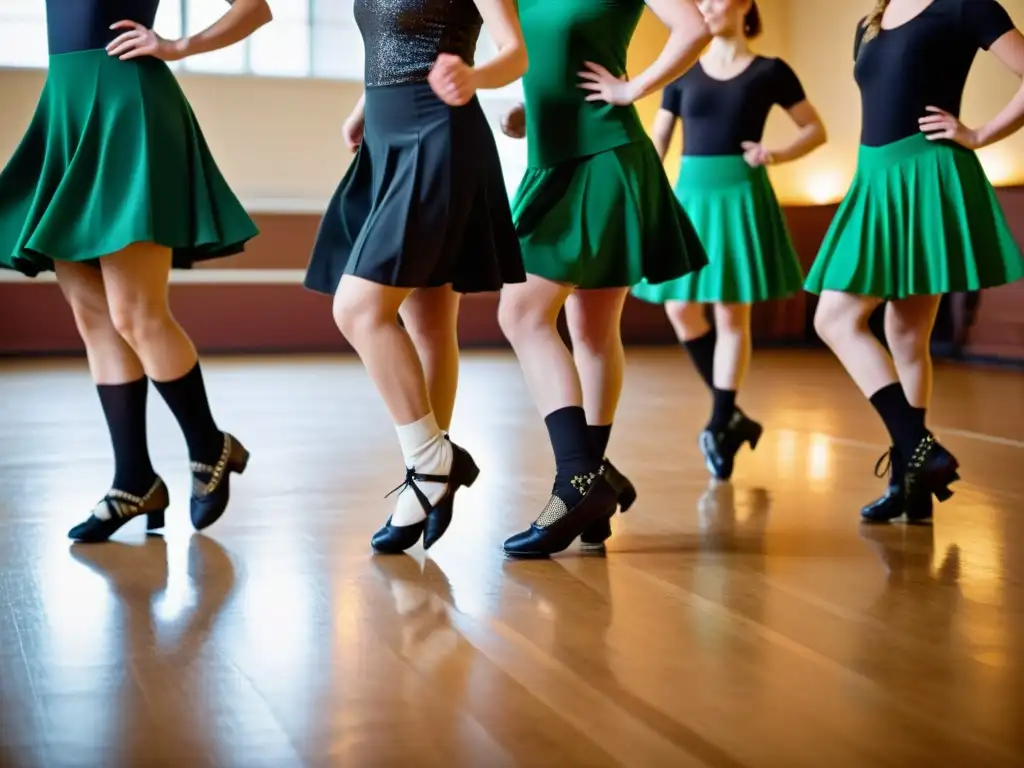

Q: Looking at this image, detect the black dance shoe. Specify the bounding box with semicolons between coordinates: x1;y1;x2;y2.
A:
579;459;637;550
699;411;763;481
371;441;480;554
190;432;250;531
861;448;933;524
503;466;619;558
904;434;960;505
68;477;170;543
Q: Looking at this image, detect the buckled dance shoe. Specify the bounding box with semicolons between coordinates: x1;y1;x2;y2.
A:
579;459;637;551
371;441;480;554
699;411;763;481
860;447;934;524
68;477;170;543
190;432;250;530
503;466;619;558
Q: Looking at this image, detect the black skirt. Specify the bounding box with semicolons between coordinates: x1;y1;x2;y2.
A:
304;82;525;295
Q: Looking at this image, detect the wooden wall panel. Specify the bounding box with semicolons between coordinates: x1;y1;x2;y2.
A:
2;193;1022;360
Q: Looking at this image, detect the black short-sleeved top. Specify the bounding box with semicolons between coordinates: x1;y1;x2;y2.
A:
46;0;160;55
660;56;807;156
853;0;1016;146
354;0;483;88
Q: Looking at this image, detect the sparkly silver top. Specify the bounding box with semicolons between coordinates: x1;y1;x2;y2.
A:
355;0;483;87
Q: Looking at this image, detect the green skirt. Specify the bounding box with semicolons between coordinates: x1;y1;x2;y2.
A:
631;155;803;304
513;139;707;290
0;50;258;277
804;133;1024;298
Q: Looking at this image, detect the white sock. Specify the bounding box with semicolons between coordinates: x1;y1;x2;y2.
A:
391;412;452;527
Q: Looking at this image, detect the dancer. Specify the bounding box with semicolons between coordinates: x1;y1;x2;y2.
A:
632;0;826;482
498;0;712;558
806;0;1024;523
303;0;527;553
0;0;272;542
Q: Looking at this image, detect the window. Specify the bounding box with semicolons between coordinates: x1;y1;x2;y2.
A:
0;1;47;69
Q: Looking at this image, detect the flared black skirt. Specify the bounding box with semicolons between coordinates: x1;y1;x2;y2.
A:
304;82;525;295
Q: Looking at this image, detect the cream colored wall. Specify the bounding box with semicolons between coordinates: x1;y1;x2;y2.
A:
781;0;1024;204
1;0;1022;207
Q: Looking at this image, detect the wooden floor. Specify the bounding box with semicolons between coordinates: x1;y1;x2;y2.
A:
1;349;1022;768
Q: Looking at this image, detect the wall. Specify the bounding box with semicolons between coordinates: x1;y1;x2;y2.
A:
780;0;1024;203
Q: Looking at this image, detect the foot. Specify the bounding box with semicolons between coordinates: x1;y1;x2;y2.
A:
371;440;480;554
700;411;763;481
579;459;637;551
503;465;618;558
861;448;933;524
190;432;250;530
68;477;170;543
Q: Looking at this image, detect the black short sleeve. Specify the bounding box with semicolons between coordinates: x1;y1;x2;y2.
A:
961;0;1015;49
660;78;683;115
770;58;806;108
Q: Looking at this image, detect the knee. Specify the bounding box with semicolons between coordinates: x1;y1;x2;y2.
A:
665;302;709;341
498;291;553;346
332;286;392;344
566;309;619;355
107;293;171;346
66;291;115;340
886;318;928;361
813;297;864;349
715;305;750;339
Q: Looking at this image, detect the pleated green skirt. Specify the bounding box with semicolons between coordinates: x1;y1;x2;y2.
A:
513;139;707;290
631;155;803;304
0;50;258;277
804;133;1024;298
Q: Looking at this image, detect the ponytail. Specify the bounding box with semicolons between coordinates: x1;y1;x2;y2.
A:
861;0;891;45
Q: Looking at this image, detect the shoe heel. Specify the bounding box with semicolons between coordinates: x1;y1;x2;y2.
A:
235;446;251;474
147;509;166;531
455;449;480;488
747;423;764;450
618;482;637;513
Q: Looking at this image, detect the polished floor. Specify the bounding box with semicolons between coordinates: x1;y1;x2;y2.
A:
0;349;1022;767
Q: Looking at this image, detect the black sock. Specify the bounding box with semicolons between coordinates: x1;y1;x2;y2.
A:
545;406;599;503
709;389;737;431
869;384;929;461
96;378;158;496
683;329;716;390
588;424;613;459
151;362;224;467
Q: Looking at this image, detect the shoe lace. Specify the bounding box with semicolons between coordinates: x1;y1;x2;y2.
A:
873;449;892;479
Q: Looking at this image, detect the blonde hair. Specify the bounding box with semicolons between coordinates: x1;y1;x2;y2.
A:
861;0;892;45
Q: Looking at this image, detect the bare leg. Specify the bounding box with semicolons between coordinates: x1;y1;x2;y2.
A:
55;260;156;499
498;275;579;416
564;287;629;429
813;290;893;397
99;243;199;382
712;303;752;392
54;261;144;384
884;295;942;410
665;301;716;392
100;243;241;533
400;285;461;432
333;275;452;531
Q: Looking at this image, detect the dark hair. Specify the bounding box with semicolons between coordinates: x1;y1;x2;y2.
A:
743;1;762;39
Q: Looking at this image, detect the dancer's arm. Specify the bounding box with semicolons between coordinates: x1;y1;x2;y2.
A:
107;0;273;61
919;27;1024;148
651;110;679;162
431;0;526;105
471;0;528;90
745;100;827;167
343;93;367;153
578;0;709;106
